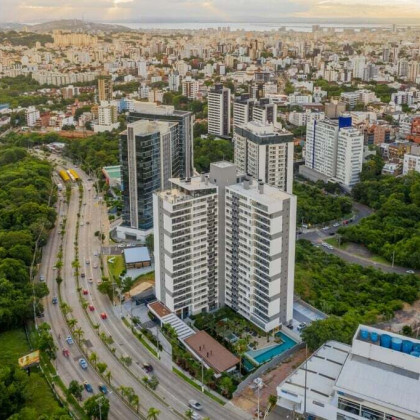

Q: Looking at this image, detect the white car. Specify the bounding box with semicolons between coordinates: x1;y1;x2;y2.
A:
333;223;340;227
327;245;334;250
406;270;415;274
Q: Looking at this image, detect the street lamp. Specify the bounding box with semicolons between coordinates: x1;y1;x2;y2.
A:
253;377;263;419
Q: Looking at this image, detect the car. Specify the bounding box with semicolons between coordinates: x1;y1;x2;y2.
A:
52;296;58;304
79;358;88;369
321;242;329;248
322;226;329;231
98;383;108;394
89;304;95;311
406;270;415;274
40;275;45;282
83;381;93;393
302;224;309;229
66;336;74;345
93;264;98;269
286;323;293;330
80;222;84;226
86;221;90;225
191;412;201;420
142;362;153;373
100;312;107;320
333;222;340;227
97;279;102;285
81;273;86;278
62;348;70;357
82;289;89;295
327;245;334;250
188;400;203;411
117;244;125;248
86;259;90;265
88;278;93;284
297;322;307;332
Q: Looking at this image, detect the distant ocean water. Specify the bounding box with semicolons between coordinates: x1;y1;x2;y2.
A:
107;21;391;32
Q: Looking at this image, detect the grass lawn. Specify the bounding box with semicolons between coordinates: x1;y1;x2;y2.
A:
325;237;348;250
0;329;63;417
107;254;125;279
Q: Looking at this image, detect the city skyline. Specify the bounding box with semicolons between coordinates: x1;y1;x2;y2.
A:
3;0;420;23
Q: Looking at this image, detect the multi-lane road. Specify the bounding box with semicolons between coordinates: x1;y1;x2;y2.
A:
39;152;248;420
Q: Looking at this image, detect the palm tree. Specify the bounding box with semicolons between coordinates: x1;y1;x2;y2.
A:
89;351;98;367
131;394;140;413
147;407;160;420
105;370;112;384
185;409;195;419
68;318;78;330
73;327;84;343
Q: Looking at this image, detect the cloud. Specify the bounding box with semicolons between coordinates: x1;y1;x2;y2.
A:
1;0;420;23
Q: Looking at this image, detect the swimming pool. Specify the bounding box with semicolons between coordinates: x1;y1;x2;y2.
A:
245;332;297;365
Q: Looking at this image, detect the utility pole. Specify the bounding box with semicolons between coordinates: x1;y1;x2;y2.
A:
392;249;395;267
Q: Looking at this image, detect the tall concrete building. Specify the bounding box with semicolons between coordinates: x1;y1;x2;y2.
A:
182;76;199;100
233;94;277;128
304;116;364;188
208;84;231;137
127;102;193;179
120;120;178;233
225;178;296;330
97;75;113;103
336;127;364;187
234;121;294;193
154;162;296;331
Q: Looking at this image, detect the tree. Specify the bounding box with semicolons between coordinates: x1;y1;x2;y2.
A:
268;394;277;411
145;234;154;252
97;362;108;374
147;407;161;420
84;395;110;420
73;327;84;343
68;380;84;401
185;409;194;419
67;318;78;330
89;352;98;367
104;370;112;384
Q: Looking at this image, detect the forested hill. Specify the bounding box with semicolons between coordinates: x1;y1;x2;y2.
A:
0;146;55;331
339;172;420;269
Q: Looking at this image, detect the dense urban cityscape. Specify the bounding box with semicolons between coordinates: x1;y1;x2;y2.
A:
0;6;420;420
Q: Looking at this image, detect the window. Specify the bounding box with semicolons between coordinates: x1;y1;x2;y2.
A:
338;398;360;416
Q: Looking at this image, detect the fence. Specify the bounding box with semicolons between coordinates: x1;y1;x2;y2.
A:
233;342;305;397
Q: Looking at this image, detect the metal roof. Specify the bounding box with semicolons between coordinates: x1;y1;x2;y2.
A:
123;247;150;264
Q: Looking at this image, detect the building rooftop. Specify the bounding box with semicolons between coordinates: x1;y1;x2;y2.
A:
277;341;350;407
122;119;175;136
335;353;420;416
184;331;240;374
148;301;172;319
227;181;294;209
123;247;151;264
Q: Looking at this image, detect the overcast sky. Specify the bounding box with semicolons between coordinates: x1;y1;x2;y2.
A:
1;0;420;23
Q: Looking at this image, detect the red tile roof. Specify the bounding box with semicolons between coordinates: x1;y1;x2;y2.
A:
184;331;239;374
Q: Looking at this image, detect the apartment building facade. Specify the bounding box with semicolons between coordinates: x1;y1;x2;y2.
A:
120;120;178;231
208;84;231;136
153;162;296;332
234;121;294;193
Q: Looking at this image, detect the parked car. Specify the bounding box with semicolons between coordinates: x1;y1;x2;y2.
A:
52;296;58;304
406;270;415;274
66;336;74;345
98;383;108;394
62;348;70;357
79;358;88;370
142;362;153;373
100;312;107;320
83;381;93;393
40;275;45;282
322;226;329;231
188;400;203;411
297;322;307;332
333;222;340;227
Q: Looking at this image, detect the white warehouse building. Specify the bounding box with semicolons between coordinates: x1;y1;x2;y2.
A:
277;325;420;420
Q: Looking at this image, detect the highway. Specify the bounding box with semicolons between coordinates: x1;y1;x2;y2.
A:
41;152;248;420
41;170;138;420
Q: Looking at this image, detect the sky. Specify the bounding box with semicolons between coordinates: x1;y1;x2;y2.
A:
2;0;420;23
